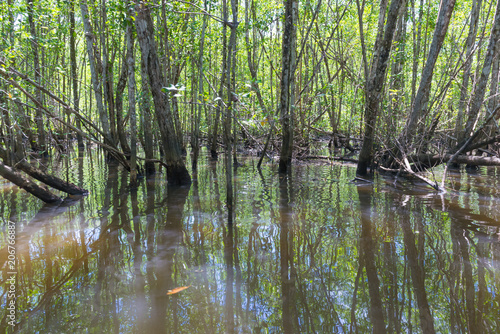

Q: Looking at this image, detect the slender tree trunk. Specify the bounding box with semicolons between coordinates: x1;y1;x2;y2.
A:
139;53;155;175
192;1;208;171
70;0;83;149
27;0;47;157
370;0;389;75
100;1;118;147
356;0;369;83
454;0;482;142
245;0;269;118
356;0;406;175
459;0;500;146
210;4;229;160
278;0;299;174
115;52;132;156
134;2;190;185
171;95;185;154
411;0;425;107
485;46;500;139
224;0;238;221
14;99;38;152
126;15;138;187
388;4;407;121
400;0;456;154
80;0;114;146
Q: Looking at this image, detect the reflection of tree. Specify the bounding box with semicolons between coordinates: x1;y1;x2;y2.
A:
399;206;436;333
381;193;401;333
129;185;147;332
357;185;386;334
149;185;190;334
5;160;500;332
279;175;299;333
224;223;235;333
451;225;480;333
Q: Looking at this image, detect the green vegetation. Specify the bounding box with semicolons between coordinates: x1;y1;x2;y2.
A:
0;0;498;199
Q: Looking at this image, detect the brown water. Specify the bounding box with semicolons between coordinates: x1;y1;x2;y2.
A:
1;148;500;333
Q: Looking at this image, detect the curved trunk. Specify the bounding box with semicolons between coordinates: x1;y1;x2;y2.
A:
115;54;132;156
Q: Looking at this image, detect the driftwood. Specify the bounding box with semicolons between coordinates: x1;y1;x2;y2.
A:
0;160;61;203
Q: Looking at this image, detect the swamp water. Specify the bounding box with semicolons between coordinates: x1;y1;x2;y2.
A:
1;148;500;333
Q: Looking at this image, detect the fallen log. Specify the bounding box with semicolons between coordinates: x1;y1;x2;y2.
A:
0;160;61;203
299;155;359;163
0;146;87;195
413;154;500;167
466;134;500;152
15;161;88;195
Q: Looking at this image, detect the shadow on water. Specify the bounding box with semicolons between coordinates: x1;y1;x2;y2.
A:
1;149;500;333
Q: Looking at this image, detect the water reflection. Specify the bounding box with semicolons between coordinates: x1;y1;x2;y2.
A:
0;150;500;333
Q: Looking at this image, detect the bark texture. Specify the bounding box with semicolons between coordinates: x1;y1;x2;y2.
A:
134;2;190;185
356;0;406;175
278;0;299;174
80;0;114;146
401;0;456;153
0;160;61;204
459;0;500;146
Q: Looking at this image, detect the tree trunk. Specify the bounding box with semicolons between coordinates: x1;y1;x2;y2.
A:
134;2;190;185
80;0;114;146
14;99;38;152
485;46;500;139
115;52;132;156
126;13;138;187
356;0;406;175
139;52;155;175
69;0;83;149
388;4;407;119
100;3;119;147
191;0;208;171
221;0;238;221
210;4;229;160
459;0;500;146
27;0;47;157
454;0;482;142
401;0;456;153
410;0;425;107
0;160;61;204
0;145;87;195
414;153;500;167
278;0;299;174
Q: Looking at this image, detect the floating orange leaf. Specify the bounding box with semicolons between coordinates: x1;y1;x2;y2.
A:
166;285;191;295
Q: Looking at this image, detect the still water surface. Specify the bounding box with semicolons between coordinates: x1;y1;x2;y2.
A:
1;148;500;333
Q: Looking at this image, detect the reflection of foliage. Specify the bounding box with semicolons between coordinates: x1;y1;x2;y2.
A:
1;150;500;332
